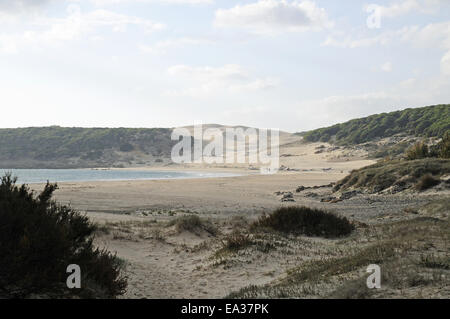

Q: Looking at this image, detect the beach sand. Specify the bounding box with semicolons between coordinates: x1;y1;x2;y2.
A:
29;140;448;299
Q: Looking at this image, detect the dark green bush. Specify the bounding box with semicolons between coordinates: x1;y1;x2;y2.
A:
0;174;127;298
252;206;354;238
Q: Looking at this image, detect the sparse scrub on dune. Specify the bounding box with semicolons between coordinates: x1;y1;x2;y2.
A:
251;206;354;238
333;158;449;193
415;174;441;191
221;231;253;252
168;215;218;236
420;254;450;270
439;131;450;158
228;216;449;299
405;141;430;160
0;174;127;298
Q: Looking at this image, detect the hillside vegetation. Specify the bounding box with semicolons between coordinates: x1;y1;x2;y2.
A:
0;126;174;168
302;104;450;145
333;158;450;194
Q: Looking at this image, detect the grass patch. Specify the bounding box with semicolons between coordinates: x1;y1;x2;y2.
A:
227;216;449;299
221;231;253;252
168;215;218;236
251;206;354;238
420;254;450;270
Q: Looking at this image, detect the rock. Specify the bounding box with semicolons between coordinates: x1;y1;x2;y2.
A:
296;186;307;192
388;184;408;194
339;190;360;200
281;192;293;199
305;192;319;198
281;192;295;202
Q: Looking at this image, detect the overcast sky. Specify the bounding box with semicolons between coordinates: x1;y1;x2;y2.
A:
0;0;449;131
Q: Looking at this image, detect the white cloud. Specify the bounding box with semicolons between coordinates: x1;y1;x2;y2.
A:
296;75;450;130
381;62;392;72
165;64;279;97
89;0;213;6
323;22;450;49
0;0;51;13
0;5;165;53
323;21;450;77
364;0;446;19
214;0;333;35
441;50;450;75
371;0;420;18
139;37;214;54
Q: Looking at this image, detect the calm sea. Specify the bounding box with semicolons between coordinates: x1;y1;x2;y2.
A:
0;169;240;184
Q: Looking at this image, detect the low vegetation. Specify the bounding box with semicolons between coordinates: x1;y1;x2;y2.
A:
251;206;354;238
0;174;127;298
415;174;441;191
405;133;450;160
167;215;218;236
227;216;449;298
220;231;253;252
333;158;449;193
405;141;430;160
302;104;449;145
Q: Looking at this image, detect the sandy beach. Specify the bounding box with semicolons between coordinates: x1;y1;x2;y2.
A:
27;140;448;299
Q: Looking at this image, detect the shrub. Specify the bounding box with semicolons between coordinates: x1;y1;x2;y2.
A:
415;174;440;191
405;141;429;160
420;254;450;270
221;232;252;252
119;142;134;152
439;131;450;159
0;174;127;298
252;206;354;238
168;215;218;236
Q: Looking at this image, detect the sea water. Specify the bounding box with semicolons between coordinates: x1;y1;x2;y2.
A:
0;169;240;184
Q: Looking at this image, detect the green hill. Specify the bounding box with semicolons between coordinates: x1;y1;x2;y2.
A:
302;104;450;145
0;126;175;168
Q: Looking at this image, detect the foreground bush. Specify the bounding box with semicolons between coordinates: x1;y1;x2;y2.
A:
252;207;354;238
0;174;127;298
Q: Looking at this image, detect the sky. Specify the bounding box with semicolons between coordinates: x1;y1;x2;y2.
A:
0;0;449;132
